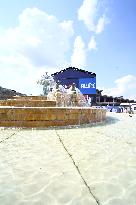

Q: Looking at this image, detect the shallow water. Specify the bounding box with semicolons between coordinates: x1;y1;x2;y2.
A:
0;112;136;205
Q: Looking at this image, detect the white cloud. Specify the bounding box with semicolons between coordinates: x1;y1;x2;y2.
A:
96;15;108;34
101;75;136;100
71;36;87;68
78;0;97;32
78;0;109;34
88;36;97;50
0;55;53;95
0;7;74;94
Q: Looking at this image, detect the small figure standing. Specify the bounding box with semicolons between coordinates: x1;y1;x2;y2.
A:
70;83;78;106
128;105;133;117
55;81;62;106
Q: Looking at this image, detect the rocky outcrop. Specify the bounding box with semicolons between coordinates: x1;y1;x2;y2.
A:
0;86;26;100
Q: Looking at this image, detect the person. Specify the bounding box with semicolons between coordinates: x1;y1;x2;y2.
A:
128;105;133;117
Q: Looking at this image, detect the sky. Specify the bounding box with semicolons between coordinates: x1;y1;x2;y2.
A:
0;0;136;99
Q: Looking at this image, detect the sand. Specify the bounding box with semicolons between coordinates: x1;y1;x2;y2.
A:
0;112;136;205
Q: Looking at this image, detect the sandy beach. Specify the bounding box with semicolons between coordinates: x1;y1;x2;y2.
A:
0;112;136;205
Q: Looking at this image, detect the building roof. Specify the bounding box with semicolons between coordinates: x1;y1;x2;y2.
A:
51;67;96;77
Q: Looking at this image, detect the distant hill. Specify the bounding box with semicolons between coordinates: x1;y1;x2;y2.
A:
0;86;26;100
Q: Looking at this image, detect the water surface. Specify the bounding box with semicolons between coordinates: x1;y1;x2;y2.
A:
0;112;136;205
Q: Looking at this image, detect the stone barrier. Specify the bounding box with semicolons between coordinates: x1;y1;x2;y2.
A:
13;96;47;100
0;99;56;107
0;106;106;128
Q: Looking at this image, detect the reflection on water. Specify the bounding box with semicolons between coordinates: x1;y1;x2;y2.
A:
0;113;136;205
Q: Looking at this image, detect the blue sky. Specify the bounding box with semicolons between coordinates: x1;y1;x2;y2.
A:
0;0;136;99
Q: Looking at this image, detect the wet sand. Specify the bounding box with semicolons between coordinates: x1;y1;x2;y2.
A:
0;112;136;205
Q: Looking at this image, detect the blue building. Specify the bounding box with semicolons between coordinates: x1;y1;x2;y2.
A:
52;67;96;105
